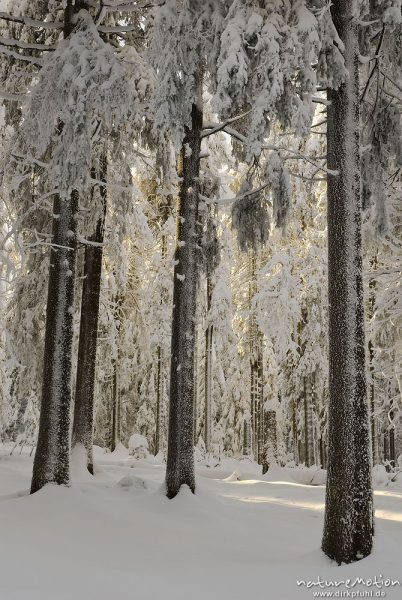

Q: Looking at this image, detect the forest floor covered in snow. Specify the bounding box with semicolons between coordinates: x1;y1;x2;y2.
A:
0;446;402;600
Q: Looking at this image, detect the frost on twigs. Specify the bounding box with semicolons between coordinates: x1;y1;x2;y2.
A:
232;152;291;252
148;0;206;149
14;10;153;200
361;99;402;236
232;180;270;252
212;1;320;157
265;151;291;229
199;173;221;275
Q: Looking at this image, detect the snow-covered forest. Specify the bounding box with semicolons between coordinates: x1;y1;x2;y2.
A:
0;1;401;598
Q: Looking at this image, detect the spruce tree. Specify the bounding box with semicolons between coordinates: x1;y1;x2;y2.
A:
322;0;373;563
31;0;82;494
72;154;107;474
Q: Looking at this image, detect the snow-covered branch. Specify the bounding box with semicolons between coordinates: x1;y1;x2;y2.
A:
201;111;251;139
200;182;271;207
0;36;55;51
0;90;27;102
103;0;164;10
0;46;42;66
0;12;63;30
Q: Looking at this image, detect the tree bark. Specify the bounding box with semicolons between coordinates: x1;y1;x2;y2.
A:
155;227;168;455
257;339;264;465
31;1;80;494
165;95;202;499
292;397;299;464
155;344;163;454
304;375;314;467
110;292;123;452
249;252;263;461
71;156;107;473
204;274;213;454
262;409;277;474
31;191;78;493
322;0;373;563
243;420;251;456
110;357;120;452
368;253;379;465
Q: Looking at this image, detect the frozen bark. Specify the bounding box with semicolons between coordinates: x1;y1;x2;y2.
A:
165;90;202;498
30;0;80;494
72;157;107;473
31;190;78;493
322;0;373;564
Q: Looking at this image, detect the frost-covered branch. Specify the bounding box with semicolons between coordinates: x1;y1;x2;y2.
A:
261;146;337;177
360;26;385;103
0;90;27;102
200;182;271;206
0;36;55;51
0;46;42;65
103;0;164;10
312;96;331;106
0;12;63;30
380;69;402;97
97;24;137;32
201;111;251;138
76;233;104;247
0;10;139;35
288;171;326;182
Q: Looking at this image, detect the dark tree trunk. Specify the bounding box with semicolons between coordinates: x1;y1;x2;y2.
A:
110;292;123;452
165;97;202;499
31;2;80;494
257;340;264;465
389;400;395;468
368;253;379;465
31;191;78;493
243;420;251;456
154;203;171;455
262;409;277;474
322;0;373;564
248;252;263;461
304;375;314;467
204;274;213;454
292;397;299;464
72;157;107;473
111;358;120;452
193;324;199;446
155;343;165;454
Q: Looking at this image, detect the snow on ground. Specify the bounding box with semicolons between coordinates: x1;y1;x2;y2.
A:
0;445;401;600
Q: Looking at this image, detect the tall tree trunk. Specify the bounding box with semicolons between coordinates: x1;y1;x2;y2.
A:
319;437;326;469
193;324;199;447
155;344;163;454
204;274;213;454
322;0;373;563
249;252;261;460
165;92;202;499
304;375;314;467
262;409;277;474
31;1;79;494
111;357;120;451
71;156;107;473
368;253;379;465
389;396;395;468
110;292;123;452
257;335;264;465
243;420;251;456
31;191;79;493
292;398;299;464
155;230;168;455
